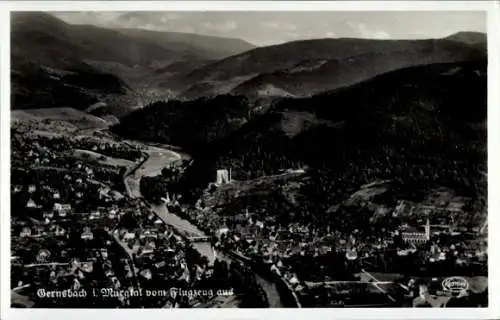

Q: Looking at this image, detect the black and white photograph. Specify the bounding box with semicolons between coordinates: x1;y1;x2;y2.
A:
3;2;498;317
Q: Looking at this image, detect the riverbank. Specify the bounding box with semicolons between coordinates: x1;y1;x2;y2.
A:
121;140;294;308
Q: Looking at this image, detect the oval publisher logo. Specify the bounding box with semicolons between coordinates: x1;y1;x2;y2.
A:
442;276;469;294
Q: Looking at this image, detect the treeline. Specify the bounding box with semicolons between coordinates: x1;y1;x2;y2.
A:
139;166;185;202
112;95;252;153
215;61;485;175
123;62;486;227
11;62;127;110
20;135;145;162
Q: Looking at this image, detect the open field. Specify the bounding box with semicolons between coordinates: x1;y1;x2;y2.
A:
72;149;135;168
137;147;182;178
12;107;108;126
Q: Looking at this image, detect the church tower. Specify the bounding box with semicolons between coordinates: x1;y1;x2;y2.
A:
425;217;430;241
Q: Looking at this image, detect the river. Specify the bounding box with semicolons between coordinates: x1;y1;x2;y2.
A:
150;202;218;264
123;143;285;307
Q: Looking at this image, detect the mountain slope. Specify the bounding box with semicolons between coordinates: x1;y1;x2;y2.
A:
10;12;255;114
112;95;252;152
117;28;255;61
212;60;486;177
115;61;486;216
445;31;487;51
11;12;183;69
205;61;486;224
11;62;130;112
11;12;254;69
174;37;485;99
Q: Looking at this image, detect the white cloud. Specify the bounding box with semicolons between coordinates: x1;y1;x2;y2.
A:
201;20;237;33
348;22;391;40
139;23;159;31
53;12;124;27
53;11;484;45
262;21;297;32
370;30;391;40
160;14;180;23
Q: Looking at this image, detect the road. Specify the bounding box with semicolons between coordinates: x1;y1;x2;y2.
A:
111;232;141;291
123;142;285;308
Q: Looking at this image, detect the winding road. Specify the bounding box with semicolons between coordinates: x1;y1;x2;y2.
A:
123;142;285;308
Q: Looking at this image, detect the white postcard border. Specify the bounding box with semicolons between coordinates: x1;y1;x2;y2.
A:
1;1;498;320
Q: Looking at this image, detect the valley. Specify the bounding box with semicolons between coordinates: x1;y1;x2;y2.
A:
9;10;488;309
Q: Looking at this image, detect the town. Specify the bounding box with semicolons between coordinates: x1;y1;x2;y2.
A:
11;124;257;308
9;10;489;310
11;119;488;308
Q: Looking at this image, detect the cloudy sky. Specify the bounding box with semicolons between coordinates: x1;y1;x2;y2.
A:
53;11;486;46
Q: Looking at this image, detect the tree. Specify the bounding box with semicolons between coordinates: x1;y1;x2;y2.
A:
134;87;174;109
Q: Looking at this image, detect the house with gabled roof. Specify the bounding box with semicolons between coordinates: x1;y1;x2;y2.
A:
26;198;40;209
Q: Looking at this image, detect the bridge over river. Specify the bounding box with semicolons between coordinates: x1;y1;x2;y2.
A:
123;142;286;308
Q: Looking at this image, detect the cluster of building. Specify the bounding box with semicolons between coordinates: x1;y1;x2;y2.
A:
182;174;488;307
11;121;488;309
13;129;145;162
12;212;136;308
11;129;208;308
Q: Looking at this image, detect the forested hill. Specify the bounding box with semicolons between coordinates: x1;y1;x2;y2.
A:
112;95;252;152
175;36;485;99
10;12;255;115
113;61;486;208
11;62;130;111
